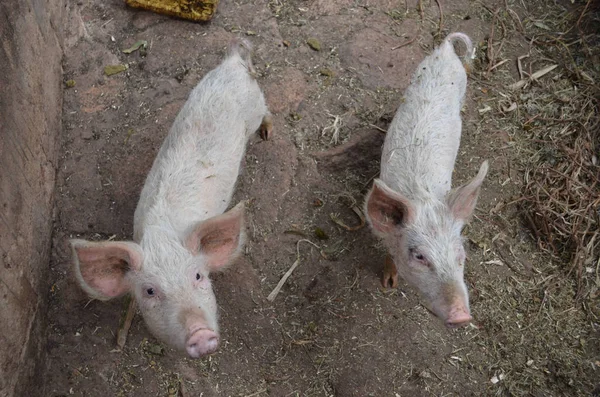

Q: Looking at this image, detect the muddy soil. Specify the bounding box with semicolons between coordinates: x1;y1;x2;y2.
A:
43;0;596;396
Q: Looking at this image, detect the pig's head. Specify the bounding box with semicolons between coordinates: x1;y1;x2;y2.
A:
70;202;246;358
365;162;488;328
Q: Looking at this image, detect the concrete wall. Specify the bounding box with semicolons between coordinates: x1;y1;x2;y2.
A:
0;0;63;395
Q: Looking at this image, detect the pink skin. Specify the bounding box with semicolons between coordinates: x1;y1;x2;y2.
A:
187;329;219;358
446;306;472;328
70;39;268;358
70;204;246;359
184;310;219;358
365;162;488;329
364;33;487;329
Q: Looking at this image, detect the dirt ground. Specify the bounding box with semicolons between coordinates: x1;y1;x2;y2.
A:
44;0;598;396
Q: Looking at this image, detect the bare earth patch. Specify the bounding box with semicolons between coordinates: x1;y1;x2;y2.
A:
45;0;598;396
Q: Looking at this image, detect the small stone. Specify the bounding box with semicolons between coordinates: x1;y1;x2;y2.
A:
81;129;93;140
307;38;321;51
282;40;291;47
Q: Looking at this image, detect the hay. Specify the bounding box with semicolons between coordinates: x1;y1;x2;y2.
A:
512;1;600;298
470;1;600;394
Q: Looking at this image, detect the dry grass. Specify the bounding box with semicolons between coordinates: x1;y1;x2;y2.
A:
507;0;599;300
469;0;599;395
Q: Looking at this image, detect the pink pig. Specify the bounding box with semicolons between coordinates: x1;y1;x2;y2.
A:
70;38;272;358
365;33;488;328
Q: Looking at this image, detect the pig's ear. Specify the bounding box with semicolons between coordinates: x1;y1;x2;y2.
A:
70;239;143;301
365;179;414;236
447;160;489;222
185;202;246;272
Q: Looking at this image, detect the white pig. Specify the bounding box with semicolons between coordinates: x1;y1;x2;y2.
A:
365;32;488;328
70;38;272;358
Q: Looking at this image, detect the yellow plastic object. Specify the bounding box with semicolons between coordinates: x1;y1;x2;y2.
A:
125;0;219;22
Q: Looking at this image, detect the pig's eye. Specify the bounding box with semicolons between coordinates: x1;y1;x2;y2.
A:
410;248;427;263
195;273;203;281
146;288;155;296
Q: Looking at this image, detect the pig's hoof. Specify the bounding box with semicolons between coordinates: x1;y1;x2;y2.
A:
259;114;273;141
382;272;398;289
382;255;398;288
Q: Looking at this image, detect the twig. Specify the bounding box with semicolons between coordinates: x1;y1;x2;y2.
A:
362;171;380;192
486;9;500;76
517;55;529;80
392;35;417;50
508;64;558;90
322;113;343;144
116;295;136;349
368;123;387;133
243;389;267;397
179;377;188;397
418;0;424;20
330;205;366;231
489;59;510;72
433;0;443;38
267;239;320;302
575;0;592;28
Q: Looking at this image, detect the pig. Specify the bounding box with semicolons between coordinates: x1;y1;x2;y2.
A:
364;32;488;328
70;38;273;358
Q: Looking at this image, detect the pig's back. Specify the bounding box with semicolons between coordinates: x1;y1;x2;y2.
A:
134;55;267;240
381;41;466;200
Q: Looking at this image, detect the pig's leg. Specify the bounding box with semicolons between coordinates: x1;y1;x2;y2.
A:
382;255;398;288
259;112;273;141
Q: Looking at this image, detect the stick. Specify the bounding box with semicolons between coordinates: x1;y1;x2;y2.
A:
179;377;188;397
434;0;443;38
517;55;529;80
391;35;417;51
508;64;558;90
117;295;137;349
330;205;366;231
486;10;499;76
267;239;319;302
368;123;387;133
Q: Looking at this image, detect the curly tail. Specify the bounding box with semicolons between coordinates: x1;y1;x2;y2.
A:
444;32;475;65
228;37;256;74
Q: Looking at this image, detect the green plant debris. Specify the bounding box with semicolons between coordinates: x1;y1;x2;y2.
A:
104;64;129;76
145;342;164;355
284;229;309;238
314;227;329;240
319;68;335;77
122;40;148;55
306;38;321;51
65;79;76;88
124;128;136;144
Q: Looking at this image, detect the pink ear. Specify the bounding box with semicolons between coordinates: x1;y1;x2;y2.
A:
365;179;414;236
447;161;489;222
185;202;246;272
70;240;143;300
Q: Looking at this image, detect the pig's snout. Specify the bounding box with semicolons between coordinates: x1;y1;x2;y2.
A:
182;309;219;358
186;327;219;358
445;306;472;328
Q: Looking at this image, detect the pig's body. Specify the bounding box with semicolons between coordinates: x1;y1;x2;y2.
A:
71;39;272;358
134;46;268;240
381;34;470;199
365;33;488;328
